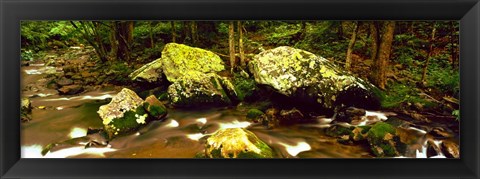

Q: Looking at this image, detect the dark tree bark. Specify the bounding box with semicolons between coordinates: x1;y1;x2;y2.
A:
369;21;395;90
345;21;359;71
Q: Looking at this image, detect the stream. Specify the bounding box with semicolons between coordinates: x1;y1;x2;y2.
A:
20;64;452;158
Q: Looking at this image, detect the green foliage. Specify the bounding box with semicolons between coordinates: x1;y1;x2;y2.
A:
232;73;258;101
380;83;433;109
424;59;460;97
452;110;460;121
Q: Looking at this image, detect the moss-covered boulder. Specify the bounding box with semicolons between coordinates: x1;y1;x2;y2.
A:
205;128;274;158
167;71;237;107
249;46;380;110
246;108;266;123
128;58;165;84
366;122;405;157
161;43;225;82
144;95;167;120
97;88;149;139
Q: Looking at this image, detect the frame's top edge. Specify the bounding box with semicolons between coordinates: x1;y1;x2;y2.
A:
2;0;478;3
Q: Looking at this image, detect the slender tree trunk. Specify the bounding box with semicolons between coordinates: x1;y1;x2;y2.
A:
183;21;191;43
109;22;118;60
170;21;176;43
345;21;359;71
450;21;457;69
369;22;379;62
191;21;198;45
228;22;236;72
374;21;396;90
421;23;437;83
149;22;155;47
238;21;246;68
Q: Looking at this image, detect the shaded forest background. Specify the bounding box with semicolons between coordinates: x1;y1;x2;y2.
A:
20;21;460;117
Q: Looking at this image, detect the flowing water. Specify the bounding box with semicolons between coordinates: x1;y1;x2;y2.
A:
20;65;451;159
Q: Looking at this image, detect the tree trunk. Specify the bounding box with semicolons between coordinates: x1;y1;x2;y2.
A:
183;21;191;43
115;21;134;61
238;21;246;68
421;23;437;84
109;22;118;60
170;21;176;43
345;21;359;71
191;21;198;45
374;21;396;90
450;21;457;69
228;22;236;72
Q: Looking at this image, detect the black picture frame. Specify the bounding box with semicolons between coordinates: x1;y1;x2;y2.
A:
1;0;479;178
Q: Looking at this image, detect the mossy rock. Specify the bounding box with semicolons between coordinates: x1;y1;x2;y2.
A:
246;108;266;123
161;43;225;82
143;95;167;120
325;125;355;138
167;72;237;107
249;46;380;110
129;58;165;84
97;88;149;139
366;122;403;157
205;128;274;158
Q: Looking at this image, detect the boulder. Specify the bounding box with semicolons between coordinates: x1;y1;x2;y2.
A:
161;43;225;82
167;71;237;107
128;58;165;84
58;85;84;95
56;77;74;87
205;128;274;158
441;140;459;158
249;46;380;110
97;88;148;139
246;108;266;123
144;95;167;120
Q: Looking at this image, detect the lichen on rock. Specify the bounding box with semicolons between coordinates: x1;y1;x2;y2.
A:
167;71;236;107
249;46;380;110
205;128;273;158
97;88;148;139
161;43;225;82
128;58;164;84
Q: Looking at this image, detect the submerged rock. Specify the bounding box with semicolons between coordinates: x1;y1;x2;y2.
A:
161;43;225;82
279;108;304;125
58;85;84;95
205;128;274;158
97;88;149;139
167;72;237;107
249;46;380;110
